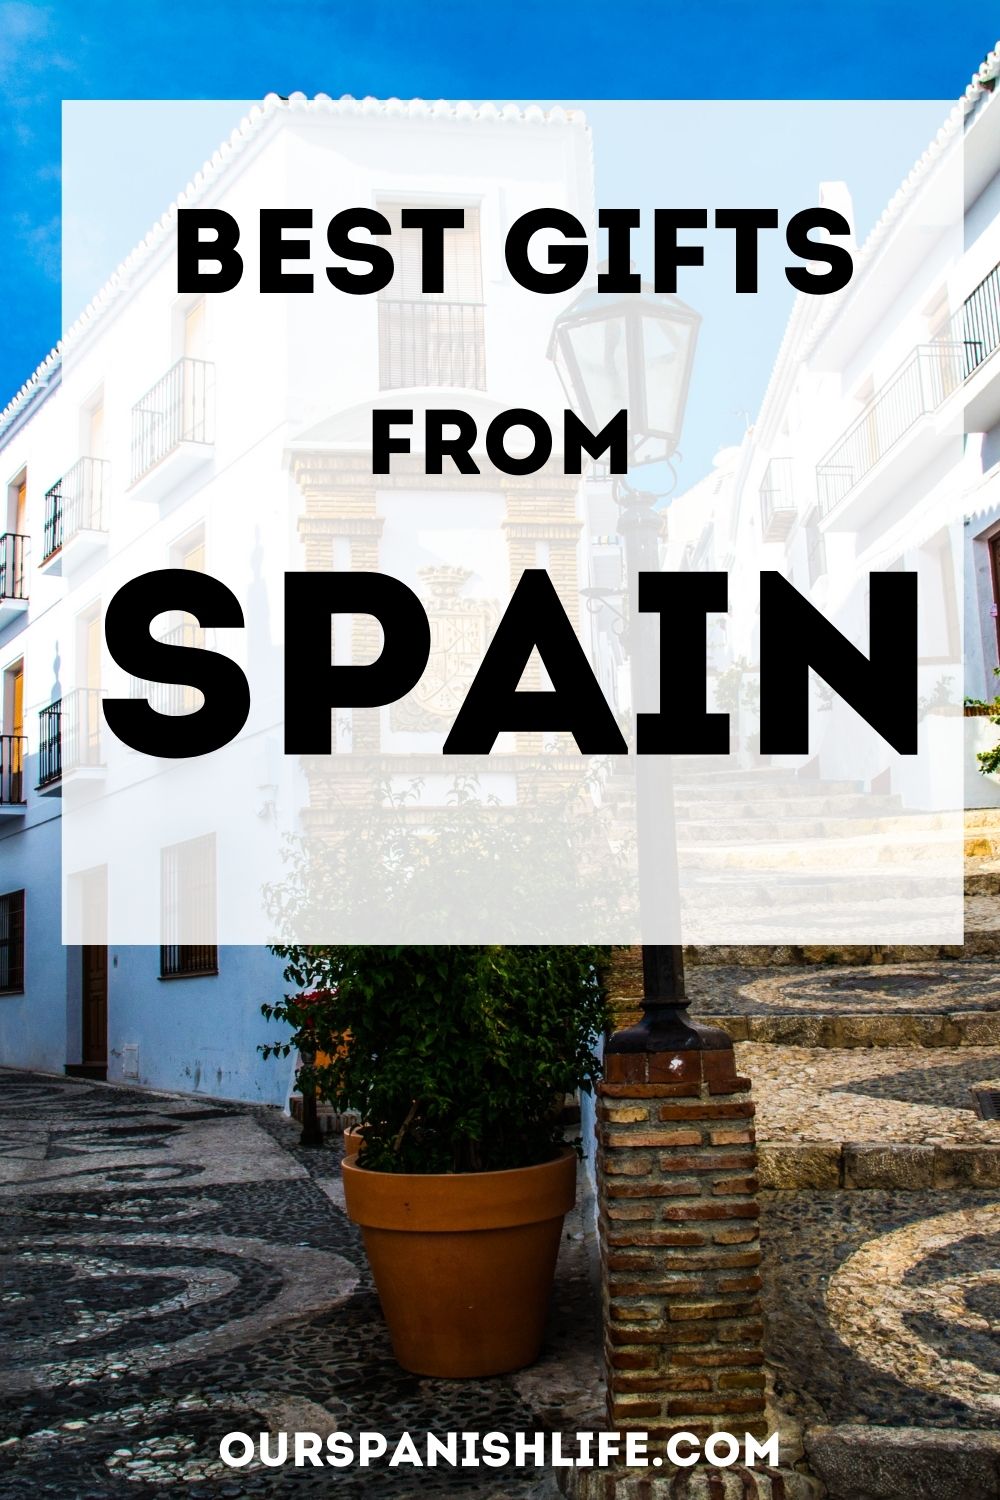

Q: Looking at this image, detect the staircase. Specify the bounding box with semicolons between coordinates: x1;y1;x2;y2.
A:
600;757;998;969
598;763;1000;1480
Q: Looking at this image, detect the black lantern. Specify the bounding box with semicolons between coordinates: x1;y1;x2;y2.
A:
548;284;701;468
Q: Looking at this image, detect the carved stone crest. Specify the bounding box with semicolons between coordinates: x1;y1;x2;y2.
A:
391;566;499;732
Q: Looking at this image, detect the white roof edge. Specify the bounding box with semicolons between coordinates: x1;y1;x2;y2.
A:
0;93;590;446
751;43;1000;445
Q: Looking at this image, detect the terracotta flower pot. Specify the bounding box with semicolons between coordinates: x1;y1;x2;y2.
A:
342;1124;364;1159
341;1148;576;1377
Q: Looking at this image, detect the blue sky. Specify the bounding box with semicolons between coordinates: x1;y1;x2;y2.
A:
2;0;998;415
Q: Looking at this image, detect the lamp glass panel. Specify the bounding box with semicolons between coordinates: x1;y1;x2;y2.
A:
640;312;691;440
564;313;630;429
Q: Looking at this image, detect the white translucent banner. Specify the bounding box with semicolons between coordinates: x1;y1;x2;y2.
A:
55;97;965;944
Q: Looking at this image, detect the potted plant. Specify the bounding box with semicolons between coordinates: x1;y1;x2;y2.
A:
262;943;608;1378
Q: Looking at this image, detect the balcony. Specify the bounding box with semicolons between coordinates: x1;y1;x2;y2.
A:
943;259;1000;433
816;343;965;528
130;357;215;499
0;534;29;629
0;735;27;816
758;458;798;542
41;458;110;575
37;690;107;796
129;621;206;717
378;300;486;390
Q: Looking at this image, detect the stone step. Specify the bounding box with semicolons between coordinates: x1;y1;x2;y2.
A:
741;1038;1000;1189
758;1138;1000;1189
606;954;1000;1025
678;866;996;900
802;1427;1000;1500
670;795;906;819
674;811;965;843
963;805;1000;827
675;830;961;870
702;1011;1000;1047
966;829;1000;858
685;936;1000;967
964;862;1000;894
630;774;865;797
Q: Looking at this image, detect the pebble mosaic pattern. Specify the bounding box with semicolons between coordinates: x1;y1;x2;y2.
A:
687;961;1000;1016
760;1190;1000;1430
3;1067;997;1496
737;1044;1000;1146
0;1071;596;1499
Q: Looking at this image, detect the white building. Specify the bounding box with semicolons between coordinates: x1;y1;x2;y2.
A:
0;94;594;1095
664;51;1000;817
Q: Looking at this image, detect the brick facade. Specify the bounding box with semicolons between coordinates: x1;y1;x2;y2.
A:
598;1045;768;1444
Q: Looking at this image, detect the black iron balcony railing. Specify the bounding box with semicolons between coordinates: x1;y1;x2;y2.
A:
938;258;1000;379
817;342;966;517
759;457;797;540
43;457;110;562
38;701;60;787
816;262;1000;519
0;735;26;806
129;620;207;716
160;944;219;979
131;357;215;484
37;689;105;788
378;299;486;390
0;533;29;601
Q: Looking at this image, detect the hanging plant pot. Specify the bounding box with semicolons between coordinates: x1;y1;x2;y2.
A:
341;1148;576;1377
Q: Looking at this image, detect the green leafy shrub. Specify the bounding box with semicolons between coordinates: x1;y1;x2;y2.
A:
262;944;610;1174
976;667;1000;776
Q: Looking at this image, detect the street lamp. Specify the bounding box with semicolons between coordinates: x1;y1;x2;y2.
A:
549;282;725;1053
548;284;700;470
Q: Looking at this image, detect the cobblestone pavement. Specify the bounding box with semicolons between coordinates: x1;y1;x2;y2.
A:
3;1067;998;1499
737;1043;1000;1147
0;1071;599;1500
686;959;1000;1016
760;1189;1000;1431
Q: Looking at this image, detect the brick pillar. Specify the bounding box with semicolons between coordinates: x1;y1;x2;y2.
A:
598;1044;767;1445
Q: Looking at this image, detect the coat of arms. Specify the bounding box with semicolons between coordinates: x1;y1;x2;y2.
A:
391;566;499;732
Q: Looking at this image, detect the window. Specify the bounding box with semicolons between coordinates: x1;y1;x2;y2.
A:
1;471;28;602
70;607;104;770
183;299;207;361
71;865;107;945
171;530;206;712
2;661;24;804
9;471;27;535
160;833;218;978
0;890;25;993
130;529;207;716
376;202;485;390
5;660;24;739
161;945;218;979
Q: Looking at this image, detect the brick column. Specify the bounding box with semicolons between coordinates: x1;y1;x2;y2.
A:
598;1043;767;1445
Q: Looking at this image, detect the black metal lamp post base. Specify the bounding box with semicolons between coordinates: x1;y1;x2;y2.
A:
605;944;733;1055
